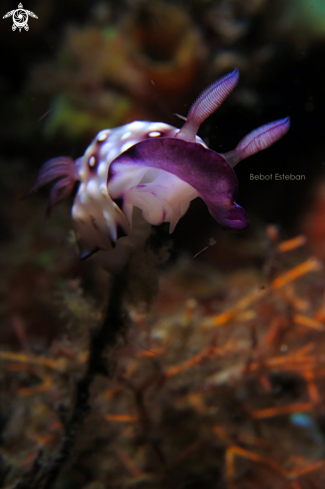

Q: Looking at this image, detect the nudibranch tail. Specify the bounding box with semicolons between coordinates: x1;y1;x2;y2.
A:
224;117;291;167
26;156;79;214
176;68;239;142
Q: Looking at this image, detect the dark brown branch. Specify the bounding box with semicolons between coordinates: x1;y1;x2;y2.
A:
13;269;129;489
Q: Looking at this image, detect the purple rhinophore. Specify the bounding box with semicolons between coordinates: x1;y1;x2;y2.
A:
176;69;239;142
224;117;291;167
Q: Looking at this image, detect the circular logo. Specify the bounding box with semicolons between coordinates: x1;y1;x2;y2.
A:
13;8;28;30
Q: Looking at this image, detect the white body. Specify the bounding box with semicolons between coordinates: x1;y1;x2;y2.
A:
73;121;206;256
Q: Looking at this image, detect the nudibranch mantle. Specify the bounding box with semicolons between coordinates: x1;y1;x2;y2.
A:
72;120;203;257
28;69;290;262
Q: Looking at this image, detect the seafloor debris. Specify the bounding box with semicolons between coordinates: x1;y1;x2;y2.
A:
1;228;325;488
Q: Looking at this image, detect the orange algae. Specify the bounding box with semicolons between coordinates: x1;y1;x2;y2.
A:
1;232;325;488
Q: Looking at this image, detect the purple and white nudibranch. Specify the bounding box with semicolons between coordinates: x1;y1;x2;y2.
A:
29;69;289;262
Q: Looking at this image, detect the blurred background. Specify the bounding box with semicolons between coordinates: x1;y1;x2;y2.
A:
1;1;325;488
1;0;325;242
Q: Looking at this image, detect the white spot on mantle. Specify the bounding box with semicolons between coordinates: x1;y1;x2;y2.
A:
97;130;111;142
121;131;132;141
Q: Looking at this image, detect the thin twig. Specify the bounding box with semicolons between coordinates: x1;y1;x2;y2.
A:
13;269;129;489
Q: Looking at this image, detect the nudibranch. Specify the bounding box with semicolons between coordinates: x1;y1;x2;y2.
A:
29;69;289;262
